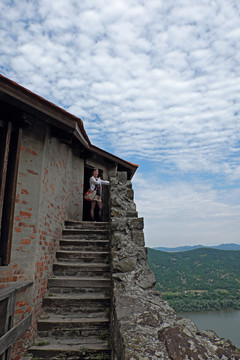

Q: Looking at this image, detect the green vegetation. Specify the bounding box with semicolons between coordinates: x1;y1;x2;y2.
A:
147;247;240;312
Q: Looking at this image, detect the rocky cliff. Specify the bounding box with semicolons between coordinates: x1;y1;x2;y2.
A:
109;172;240;360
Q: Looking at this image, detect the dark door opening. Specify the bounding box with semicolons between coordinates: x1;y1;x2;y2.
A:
0;121;22;265
83;166;93;221
83;166;104;221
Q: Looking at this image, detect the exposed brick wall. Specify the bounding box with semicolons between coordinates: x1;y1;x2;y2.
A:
10;286;33;360
0;122;45;285
0;121;85;359
34;135;72;316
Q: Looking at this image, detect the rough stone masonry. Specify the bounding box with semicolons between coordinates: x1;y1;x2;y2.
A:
109;172;240;360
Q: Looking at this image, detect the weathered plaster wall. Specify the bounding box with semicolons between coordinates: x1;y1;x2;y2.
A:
0;120;85;359
0;121;45;284
67;151;84;221
34;131;72;319
109;172;240;360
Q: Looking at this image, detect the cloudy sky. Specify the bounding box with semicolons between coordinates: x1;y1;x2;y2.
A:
1;0;240;248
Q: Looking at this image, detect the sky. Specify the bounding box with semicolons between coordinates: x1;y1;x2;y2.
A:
1;0;240;248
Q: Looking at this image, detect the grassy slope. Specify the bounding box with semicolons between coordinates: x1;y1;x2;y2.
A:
148;247;240;311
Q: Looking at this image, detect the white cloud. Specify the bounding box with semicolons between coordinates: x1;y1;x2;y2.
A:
132;172;240;247
1;0;240;246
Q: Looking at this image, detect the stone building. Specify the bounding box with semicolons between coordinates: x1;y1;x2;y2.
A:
1;74;240;360
0;74;137;359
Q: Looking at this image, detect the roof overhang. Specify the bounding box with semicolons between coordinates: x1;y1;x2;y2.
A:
0;74;138;178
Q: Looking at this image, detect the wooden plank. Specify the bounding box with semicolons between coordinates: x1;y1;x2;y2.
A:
0;298;8;337
0;122;12;233
6;294;16;330
4;127;22;265
0;281;33;302
0;314;32;356
4;294;16;360
0;127;22;265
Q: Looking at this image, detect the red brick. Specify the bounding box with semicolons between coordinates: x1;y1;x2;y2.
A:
16;301;26;307
20;146;38;156
21;189;29;194
0;284;7;289
21;239;31;245
1;270;12;276
19;211;31;218
15;309;23;314
27;169;38;175
18;222;27;227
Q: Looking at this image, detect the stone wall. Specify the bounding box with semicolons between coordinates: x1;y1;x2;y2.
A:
109;172;240;360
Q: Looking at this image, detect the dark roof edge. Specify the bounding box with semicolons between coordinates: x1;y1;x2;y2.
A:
90;144;138;178
0;74;138;178
0;74;90;147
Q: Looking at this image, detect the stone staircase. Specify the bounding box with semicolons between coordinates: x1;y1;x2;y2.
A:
29;221;111;360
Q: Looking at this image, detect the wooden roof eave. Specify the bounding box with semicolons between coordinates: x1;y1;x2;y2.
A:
0;75;91;148
0;74;138;178
73;122;90;149
89;144;138;179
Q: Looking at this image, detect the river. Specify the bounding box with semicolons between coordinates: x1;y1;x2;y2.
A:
178;310;240;348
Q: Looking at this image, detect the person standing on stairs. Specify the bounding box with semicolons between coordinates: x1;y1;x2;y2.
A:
90;168;110;221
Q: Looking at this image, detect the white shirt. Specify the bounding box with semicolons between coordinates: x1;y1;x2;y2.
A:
89;176;110;196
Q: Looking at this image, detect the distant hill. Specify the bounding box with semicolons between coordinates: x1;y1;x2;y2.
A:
153;243;240;252
147;247;240;311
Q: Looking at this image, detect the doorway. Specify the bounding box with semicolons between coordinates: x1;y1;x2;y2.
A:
83;166;103;221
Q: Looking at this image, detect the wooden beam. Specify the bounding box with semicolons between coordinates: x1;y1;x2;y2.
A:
2;127;22;265
0;122;12;233
0;298;8;337
0;314;32;356
0;79;90;148
0;281;33;302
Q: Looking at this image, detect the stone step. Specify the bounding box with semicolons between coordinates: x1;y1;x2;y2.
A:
48;276;110;295
29;338;110;360
53;262;110;277
62;229;109;240
28;220;112;360
59;239;109;251
49;286;110;295
56;250;109;263
48;276;111;288
34;335;109;345
65;220;109;230
37;314;109;338
41;309;108;319
43;293;110;314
